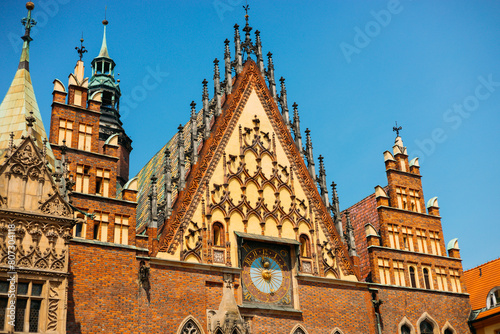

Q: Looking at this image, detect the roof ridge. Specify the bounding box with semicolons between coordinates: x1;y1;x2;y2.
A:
464;256;500;272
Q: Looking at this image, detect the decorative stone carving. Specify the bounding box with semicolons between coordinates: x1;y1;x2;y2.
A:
40;193;72;217
181;319;202;334
47;281;61;331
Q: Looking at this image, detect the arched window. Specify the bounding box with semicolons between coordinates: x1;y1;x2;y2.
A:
423;268;431;289
180;319;202;334
299;234;311;258
409;266;417;288
487;287;500;309
212;222;224;246
444;329;453;334
401;324;411;334
419;320;433;334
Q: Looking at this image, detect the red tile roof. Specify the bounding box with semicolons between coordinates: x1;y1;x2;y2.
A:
464;257;500;310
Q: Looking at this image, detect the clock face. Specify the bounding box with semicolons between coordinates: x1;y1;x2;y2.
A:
241;241;292;306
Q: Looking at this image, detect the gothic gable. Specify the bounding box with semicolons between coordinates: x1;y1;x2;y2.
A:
155;60;356;279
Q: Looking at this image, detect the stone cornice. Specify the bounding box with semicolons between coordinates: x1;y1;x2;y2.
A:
0;208;75;225
376;205;441;219
367;245;462;263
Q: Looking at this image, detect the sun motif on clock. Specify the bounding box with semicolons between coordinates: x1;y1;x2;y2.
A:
241;244;292;305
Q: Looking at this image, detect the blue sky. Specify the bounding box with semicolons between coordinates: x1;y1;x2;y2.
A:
1;0;499;270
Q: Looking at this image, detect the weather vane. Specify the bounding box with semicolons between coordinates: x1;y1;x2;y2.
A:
75;33;88;61
21;2;37;42
243;2;250;24
393;121;402;137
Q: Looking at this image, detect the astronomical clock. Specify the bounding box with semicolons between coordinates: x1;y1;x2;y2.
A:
239;238;294;307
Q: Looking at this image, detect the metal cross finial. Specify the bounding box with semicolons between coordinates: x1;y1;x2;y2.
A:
21;2;37;42
75;33;88;61
393;121;402;137
243;2;250;23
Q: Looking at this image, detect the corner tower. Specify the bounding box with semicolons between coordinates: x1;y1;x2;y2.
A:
88;19;132;184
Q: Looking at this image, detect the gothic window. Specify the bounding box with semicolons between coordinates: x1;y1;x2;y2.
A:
293;328;305;334
78;123;92;151
419;320;433;334
401;324;411;334
444;329;454;334
95;168;110;197
58;118;73;146
299;234;311;258
114;215;129;245
393;260;406;286
212;222;224;246
409;266;417;288
76;164;91;193
181;319;201;334
423;268;431;289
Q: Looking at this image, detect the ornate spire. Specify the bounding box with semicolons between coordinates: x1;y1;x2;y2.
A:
164;148;173;219
292;102;303;155
266;52;277;103
75;33;88;61
318;155;330;207
305;128;316;180
255;30;264;74
213;59;222;117
224;39;233;94
19;2;36;71
98;19;110;58
233;24;243;74
149;175;158;228
330;181;344;242
344;211;358;257
202;79;211;138
177;124;186;190
278;77;291;130
190;101;198;165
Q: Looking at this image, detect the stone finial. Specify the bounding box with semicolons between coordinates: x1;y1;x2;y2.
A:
278;77;290;130
292;102;303;155
177;124;186;190
318;155;330;207
224;39;232;94
330;181;344;242
255;30;265;74
149;175;158;228
305;128;316;180
344;211;358;257
25;111;36;135
190;101;198;165
213;59;222;117
266;52;277;103
234;24;243;74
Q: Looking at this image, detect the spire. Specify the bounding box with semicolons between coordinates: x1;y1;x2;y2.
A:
305;128;316;180
255;30;265;74
0;2;55;166
98;19;110;58
234;24;243;74
190;101;198;165
330;181;344;242
344;211;358;257
266;52;278;103
278;77;291;130
213;59;222;117
318;155;330;207
224;39;233;94
202;79;211;139
164;148;173;219
292;102;303;155
177;124;186;190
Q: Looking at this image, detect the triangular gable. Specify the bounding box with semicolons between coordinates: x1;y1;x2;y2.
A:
0;135;71;218
156;60;356;278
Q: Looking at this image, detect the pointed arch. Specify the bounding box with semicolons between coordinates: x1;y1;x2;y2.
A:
331;327;345;334
290;323;308;334
397;316;416;334
177;315;205;334
441;321;456;334
416;312;439;334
